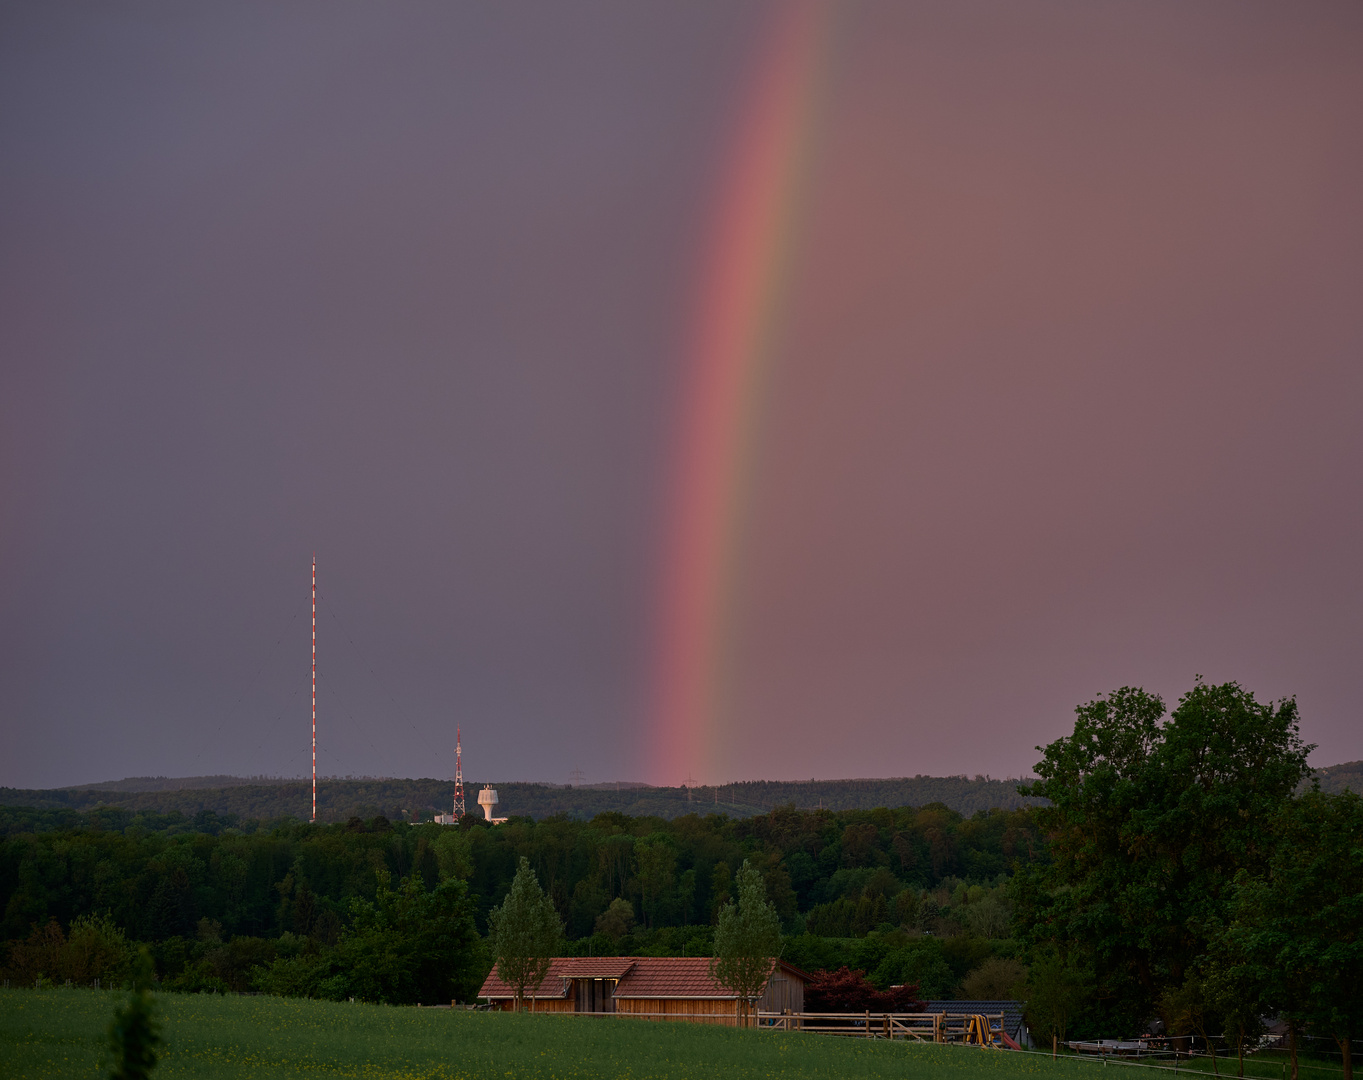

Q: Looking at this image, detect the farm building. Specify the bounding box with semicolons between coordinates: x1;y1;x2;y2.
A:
477;957;809;1023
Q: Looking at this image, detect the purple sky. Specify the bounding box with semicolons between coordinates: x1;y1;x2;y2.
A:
2;1;1360;790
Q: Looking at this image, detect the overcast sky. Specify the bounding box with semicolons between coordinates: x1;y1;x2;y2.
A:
2;1;1360;790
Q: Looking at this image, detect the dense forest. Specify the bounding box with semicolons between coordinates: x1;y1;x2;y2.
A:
0;774;1046;822
0;798;1038;1006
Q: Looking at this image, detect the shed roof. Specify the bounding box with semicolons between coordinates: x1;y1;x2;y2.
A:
479;958;578;1000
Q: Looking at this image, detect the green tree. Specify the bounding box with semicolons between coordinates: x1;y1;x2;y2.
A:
1204;957;1265;1078
1018;681;1312;1032
1218;791;1363;1080
252;872;483;1005
1022;947;1094;1047
710;860;782;1027
429;828;473;881
487;857;563;1011
962;956;1027;1000
68;913;132;986
1161;972;1222;1075
594;897;634;942
633;837;677;928
339;873;483;1005
107;947;162;1080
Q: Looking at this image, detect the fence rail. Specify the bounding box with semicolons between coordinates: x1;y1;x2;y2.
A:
756;1010;1012;1045
493;1005;1014;1044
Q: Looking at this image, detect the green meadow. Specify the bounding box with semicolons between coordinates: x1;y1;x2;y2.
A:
0;987;1083;1080
3;988;1340;1080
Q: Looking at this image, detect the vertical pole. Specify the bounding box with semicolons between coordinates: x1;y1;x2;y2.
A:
311;555;317;823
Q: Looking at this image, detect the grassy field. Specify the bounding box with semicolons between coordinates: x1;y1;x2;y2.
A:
0;987;1094;1080
1;988;1344;1080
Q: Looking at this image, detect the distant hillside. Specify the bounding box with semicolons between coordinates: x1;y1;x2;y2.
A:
1313;760;1363;795
0;773;1043;823
7;763;1351;825
62;775;294;792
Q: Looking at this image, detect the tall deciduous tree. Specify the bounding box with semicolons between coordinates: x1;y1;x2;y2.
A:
487;857;563;1011
710;860;782;1027
1018;681;1312;1034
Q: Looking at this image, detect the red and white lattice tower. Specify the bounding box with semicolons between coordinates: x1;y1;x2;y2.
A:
311;556;317;823
453;726;466;819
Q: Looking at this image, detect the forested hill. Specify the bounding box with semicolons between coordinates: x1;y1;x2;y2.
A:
6;762;1356;824
0;774;1043;823
1313;759;1363;795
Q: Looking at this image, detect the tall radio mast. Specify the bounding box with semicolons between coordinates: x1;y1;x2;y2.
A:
311;555;317;824
453;726;465;819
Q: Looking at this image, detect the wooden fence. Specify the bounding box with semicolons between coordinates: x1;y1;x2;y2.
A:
756;1011;1012;1046
492;1005;1015;1045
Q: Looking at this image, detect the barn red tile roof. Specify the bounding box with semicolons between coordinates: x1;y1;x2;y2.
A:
478;957;637;999
479;958;572;999
477;956;809;1002
613;957;735;999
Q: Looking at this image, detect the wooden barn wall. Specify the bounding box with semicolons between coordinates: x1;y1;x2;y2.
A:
757;972;804;1014
614;998;739;1025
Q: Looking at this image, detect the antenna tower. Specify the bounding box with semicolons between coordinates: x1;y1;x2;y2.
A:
311;556;317;823
452;726;465;818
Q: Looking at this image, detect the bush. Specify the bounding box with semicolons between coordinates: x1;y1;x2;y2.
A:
3;914;131;988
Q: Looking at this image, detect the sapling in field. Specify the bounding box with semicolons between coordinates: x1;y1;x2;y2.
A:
710;860;782;1027
107;947;161;1080
488;856;563;1011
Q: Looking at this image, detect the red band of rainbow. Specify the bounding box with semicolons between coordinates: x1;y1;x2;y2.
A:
651;2;834;784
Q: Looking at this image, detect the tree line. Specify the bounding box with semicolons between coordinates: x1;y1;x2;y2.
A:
0;773;1044;824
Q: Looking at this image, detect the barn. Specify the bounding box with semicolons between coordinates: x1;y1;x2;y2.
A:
477;956;809;1024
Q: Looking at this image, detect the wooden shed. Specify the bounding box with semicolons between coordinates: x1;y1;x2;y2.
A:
477;957;809;1025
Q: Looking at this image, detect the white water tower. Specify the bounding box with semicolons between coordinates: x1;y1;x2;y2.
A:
478;786;506;823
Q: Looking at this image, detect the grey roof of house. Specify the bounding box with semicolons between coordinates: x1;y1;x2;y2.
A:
924;1000;1027;1035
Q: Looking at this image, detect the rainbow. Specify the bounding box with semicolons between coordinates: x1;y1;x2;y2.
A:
651;1;835;784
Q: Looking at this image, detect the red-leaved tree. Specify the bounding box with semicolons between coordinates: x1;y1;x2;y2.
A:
806;967;924;1013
